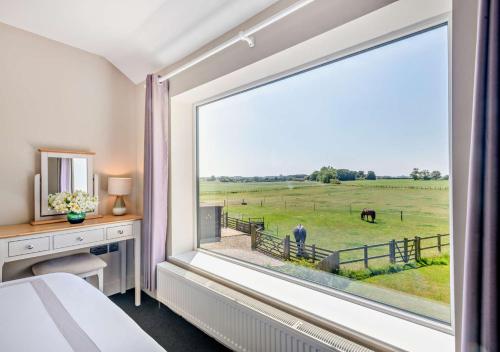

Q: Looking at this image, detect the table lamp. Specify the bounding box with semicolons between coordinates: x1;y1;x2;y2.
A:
108;177;132;216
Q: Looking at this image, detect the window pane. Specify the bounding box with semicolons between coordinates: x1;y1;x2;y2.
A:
197;25;450;323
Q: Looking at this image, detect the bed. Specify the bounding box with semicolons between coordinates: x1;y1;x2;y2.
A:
0;273;166;352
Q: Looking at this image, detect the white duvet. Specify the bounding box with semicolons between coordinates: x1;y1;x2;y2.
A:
0;273;166;352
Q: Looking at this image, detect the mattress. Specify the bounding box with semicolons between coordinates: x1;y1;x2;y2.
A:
0;273;166;352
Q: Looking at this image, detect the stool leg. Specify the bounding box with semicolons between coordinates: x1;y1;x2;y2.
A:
98;268;104;292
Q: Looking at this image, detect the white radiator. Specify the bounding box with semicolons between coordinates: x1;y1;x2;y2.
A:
157;262;372;352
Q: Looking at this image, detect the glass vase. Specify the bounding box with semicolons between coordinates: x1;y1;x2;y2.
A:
67;211;86;224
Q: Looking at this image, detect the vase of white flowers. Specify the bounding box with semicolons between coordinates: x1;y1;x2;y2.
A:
48;191;98;224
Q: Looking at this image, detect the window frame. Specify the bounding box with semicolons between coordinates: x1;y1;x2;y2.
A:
164;3;459;343
192;19;454;332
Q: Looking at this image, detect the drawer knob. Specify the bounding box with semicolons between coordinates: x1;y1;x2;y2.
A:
118;230;124;234
77;236;84;241
26;244;34;250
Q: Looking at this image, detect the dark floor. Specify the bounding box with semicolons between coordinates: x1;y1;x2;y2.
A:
110;290;231;352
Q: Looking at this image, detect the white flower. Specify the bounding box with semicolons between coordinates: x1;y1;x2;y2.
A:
48;191;98;213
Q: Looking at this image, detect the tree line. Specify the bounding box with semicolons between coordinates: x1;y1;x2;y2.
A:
308;167;376;183
203;174;308;183
201;167;448;183
409;168;448;180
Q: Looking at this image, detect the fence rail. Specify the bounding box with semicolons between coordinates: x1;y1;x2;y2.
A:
252;230;449;273
222;213;264;234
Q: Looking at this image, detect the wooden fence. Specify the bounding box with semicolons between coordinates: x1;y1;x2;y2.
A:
252;229;332;263
252;230;450;272
222;214;264;234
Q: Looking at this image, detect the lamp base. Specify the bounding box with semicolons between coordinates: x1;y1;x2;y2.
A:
112;195;127;216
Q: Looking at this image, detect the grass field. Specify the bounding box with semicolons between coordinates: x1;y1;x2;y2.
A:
364;264;450;303
199;178;451;321
200;179;449;251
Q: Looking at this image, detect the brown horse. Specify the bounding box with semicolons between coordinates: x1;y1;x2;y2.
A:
361;208;376;223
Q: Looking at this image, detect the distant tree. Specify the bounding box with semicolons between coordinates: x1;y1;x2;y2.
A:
366;171;376;180
318;166;337;184
309;170;319;181
421;169;431;180
336;169;357;181
442;174;449;180
207;175;216;181
430;170;441;180
357;170;366;179
410;168;420;180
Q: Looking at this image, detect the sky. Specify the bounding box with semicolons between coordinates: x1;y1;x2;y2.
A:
198;25;449;177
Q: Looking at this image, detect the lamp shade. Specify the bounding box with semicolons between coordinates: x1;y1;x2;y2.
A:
108;177;132;196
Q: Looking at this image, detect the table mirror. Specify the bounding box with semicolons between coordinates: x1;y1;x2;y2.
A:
33;148;99;224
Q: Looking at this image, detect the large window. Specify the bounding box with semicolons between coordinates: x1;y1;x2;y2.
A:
197;25;450;324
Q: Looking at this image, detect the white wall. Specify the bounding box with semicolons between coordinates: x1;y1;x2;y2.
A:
0;22;138;226
0;22;139;293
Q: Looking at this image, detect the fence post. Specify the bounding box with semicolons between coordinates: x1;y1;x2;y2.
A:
363;245;369;268
415;236;421;261
317;251;340;273
437;234;442;252
250;224;257;250
403;237;409;263
311;244;316;263
400;210;403;222
389;240;396;264
224;212;228;228
332;251;340;272
283;235;290;260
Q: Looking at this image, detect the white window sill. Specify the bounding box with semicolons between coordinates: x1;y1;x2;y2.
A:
169;250;454;352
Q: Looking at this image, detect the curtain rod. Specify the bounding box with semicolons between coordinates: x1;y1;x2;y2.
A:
158;0;315;83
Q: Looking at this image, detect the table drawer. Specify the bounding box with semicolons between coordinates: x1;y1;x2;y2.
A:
53;229;104;249
9;237;50;257
107;224;133;240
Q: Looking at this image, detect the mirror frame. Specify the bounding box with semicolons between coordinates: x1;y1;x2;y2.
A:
35;148;98;222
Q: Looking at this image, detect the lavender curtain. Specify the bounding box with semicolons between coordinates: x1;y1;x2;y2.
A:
142;74;169;291
461;0;499;350
58;158;72;193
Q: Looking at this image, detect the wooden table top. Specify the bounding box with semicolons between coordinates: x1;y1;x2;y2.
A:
0;214;142;239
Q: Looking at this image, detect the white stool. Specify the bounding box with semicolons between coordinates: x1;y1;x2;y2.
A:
32;253;107;291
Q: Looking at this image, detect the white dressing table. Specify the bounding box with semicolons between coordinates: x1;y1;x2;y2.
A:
0;214;142;305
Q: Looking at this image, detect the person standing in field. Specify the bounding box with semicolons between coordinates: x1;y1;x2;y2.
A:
293;224;307;257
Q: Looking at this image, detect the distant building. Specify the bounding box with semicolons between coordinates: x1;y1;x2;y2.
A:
199;204;223;244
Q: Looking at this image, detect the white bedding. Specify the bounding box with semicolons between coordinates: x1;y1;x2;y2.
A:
0;273;166;352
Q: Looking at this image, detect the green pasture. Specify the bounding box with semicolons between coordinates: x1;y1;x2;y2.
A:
199;179;452;318
200;179;450;251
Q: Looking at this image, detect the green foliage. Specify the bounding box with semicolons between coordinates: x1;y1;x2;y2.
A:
309;170;319;181
310;166;369;183
318;166;337;184
417;253;449;266
410;168;420;180
410;168;445;181
336;169;357;181
288;257;317;269
366;170;376;180
337;254;449;281
431;170;442;180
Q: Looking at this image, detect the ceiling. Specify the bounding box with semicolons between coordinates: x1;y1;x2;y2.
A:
0;0;279;83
